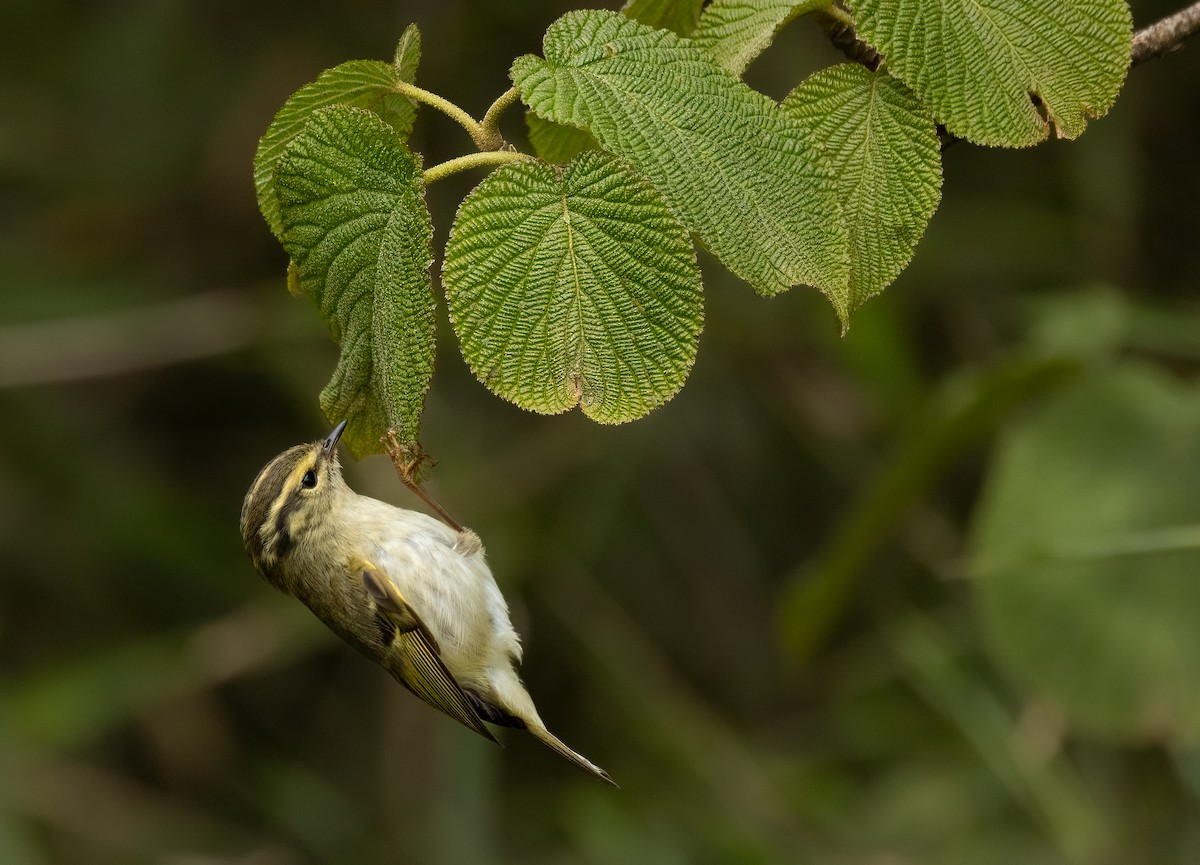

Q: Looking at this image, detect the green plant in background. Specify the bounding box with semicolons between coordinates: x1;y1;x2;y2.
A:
252;0;1134;468
971;359;1200;744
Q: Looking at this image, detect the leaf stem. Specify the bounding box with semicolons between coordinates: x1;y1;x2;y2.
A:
393;80;497;150
823;3;854;29
383;431;464;532
423;150;533;185
478;87;522;150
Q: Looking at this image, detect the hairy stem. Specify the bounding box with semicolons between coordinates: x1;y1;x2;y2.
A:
478;87;522;151
393;80;492;149
423;150;532;185
823;2;854;29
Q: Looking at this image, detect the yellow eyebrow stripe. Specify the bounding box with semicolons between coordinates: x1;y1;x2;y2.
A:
257;448;321;560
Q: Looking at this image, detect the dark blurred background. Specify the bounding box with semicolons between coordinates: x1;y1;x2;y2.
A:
3;1;1200;863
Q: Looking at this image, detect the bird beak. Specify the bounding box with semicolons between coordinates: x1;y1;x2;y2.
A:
321;420;348;460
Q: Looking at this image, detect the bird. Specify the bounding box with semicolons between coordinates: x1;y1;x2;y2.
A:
239;420;614;785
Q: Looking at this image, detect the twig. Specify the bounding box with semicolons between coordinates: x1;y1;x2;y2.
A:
1131;1;1200;66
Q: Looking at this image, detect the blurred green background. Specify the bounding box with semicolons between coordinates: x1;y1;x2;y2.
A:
3;1;1200;863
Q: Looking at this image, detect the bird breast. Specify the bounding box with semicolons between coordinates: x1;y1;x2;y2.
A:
344;497;523;686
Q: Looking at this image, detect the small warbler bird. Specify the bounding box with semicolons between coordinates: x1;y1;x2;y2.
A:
240;421;614;785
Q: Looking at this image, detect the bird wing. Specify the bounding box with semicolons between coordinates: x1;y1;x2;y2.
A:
360;566;498;743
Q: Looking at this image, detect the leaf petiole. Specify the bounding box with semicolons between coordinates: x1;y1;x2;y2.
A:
384;430;464;532
823;3;854;28
393;80;495;149
422;150;533;185
393;82;521;152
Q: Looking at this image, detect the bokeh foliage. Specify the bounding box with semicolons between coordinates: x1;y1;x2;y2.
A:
1;1;1199;863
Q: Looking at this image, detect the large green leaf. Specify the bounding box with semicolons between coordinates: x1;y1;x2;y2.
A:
691;0;825;75
846;0;1131;147
969;366;1200;743
781;65;941;316
277;106;435;459
254;25;422;240
443;150;703;423
511;9;849;309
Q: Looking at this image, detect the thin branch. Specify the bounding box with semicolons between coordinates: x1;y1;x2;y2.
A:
1132;1;1200;66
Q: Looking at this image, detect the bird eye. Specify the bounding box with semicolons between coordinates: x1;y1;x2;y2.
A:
301;469;318;489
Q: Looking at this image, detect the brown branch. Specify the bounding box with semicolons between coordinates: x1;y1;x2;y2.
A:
1131;1;1200;66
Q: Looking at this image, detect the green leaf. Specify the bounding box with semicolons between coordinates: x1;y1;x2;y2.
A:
443;150;703;423
781;65;941;316
254;25;422;240
621;0;704;35
845;0;1131;147
277;106;435;458
392;21;422;79
511;9;849;307
691;0;825;75
526;113;599;164
969;366;1200;743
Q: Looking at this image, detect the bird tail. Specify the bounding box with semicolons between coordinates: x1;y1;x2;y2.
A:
527;724;617;787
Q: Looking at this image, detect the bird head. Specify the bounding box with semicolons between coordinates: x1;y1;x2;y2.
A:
240;420;349;576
